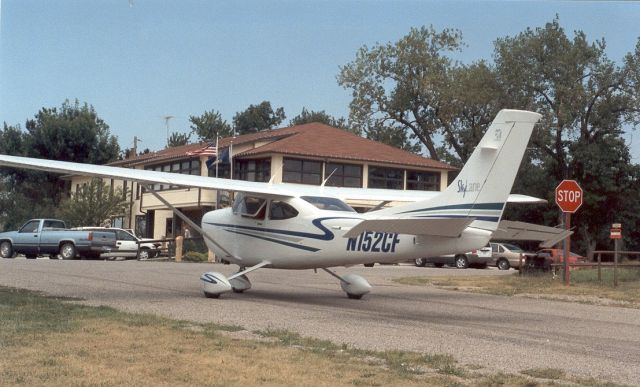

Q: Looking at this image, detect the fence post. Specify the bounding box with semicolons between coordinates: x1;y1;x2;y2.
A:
175;236;183;262
597;252;602;281
614;240;619;287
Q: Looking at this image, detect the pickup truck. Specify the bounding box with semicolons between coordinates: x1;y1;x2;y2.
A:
0;219;116;259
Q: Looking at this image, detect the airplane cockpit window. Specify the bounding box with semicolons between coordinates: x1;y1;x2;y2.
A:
269;201;299;220
232;194;266;219
301;196;355;212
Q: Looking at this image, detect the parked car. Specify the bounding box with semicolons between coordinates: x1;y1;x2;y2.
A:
72;227;161;259
490;242;534;270
0;219;116;259
415;245;493;269
535;248;585;264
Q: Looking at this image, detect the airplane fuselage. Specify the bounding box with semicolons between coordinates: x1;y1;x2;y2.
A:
201;196;491;269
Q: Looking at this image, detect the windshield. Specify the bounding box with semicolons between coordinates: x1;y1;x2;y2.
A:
301;196;355;212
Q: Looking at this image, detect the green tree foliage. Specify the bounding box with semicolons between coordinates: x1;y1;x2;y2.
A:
25;100;119;164
289;108;350;129
167;132;190;147
189;109;233;141
338;26;465;161
0;101;120;230
232;101;286;135
57;179;128;228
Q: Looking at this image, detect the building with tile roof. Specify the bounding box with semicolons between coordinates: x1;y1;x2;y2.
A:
68;122;456;239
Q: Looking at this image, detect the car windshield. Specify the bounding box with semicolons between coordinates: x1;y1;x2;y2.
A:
301;196;355;212
503;243;523;252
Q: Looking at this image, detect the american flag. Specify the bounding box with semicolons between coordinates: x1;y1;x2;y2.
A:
187;142;217;157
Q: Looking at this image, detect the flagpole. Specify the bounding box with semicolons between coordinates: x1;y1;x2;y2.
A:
230;142;233;179
215;136;219;178
230;128;235;180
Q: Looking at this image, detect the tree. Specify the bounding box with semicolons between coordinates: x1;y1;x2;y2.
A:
25;100;119;164
338;26;465;161
289;108;350;129
57;179;128;228
233;101;286;135
189;109;233;141
493;18;640;253
0;101;121;230
167;132;190;147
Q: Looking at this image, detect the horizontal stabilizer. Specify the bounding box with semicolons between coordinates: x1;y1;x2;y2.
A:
494;220;573;247
343;218;474;238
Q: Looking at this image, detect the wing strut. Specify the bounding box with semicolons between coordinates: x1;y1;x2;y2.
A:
144;184;241;261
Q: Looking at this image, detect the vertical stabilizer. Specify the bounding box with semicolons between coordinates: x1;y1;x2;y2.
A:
379;109;541;232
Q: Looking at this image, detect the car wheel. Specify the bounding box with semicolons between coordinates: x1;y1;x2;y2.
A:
0;241;14;258
414;258;426;267
433;263;444;268
497;258;510;270
454;255;469;269
138;248;150;260
59;243;77;260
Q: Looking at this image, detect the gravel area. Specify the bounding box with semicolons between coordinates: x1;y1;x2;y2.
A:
1;258;639;385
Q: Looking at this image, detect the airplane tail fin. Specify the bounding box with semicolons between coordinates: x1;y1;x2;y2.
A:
374;109;541;233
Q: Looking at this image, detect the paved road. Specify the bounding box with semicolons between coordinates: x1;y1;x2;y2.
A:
1;258;639;385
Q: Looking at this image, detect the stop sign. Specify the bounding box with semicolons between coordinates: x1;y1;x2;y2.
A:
555;180;583;213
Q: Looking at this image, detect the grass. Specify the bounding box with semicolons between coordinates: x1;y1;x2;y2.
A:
0;286;624;386
394;268;640;308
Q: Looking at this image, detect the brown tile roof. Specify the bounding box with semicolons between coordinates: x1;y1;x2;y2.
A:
114;123;455;171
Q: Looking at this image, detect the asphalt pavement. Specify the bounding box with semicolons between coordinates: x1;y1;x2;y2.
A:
1;258;638;385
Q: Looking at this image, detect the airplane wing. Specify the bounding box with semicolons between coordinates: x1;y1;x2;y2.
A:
0;154;545;204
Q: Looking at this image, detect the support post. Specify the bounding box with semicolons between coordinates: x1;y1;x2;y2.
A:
175;236;183;262
563;212;571;286
597;252;602;281
614;239;619;287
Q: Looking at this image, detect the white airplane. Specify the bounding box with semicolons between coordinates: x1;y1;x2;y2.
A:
0;109;541;299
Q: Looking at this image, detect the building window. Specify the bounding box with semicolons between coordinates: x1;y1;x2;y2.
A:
406;170;440;191
324;162;362;188
145;159;201;191
368;167;403;189
283;158;322;185
236;159;271;182
208;163;231;179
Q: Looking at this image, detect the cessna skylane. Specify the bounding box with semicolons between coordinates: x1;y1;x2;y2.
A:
0;109;541;299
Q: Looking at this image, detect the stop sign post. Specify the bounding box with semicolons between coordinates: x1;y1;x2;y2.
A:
555;180;584;285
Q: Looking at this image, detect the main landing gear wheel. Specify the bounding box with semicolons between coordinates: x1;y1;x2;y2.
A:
414;258;426;267
317;269;371;299
200;272;232;298
230;274;251;293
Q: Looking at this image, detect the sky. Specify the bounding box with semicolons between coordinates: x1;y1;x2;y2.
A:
1;0;639;160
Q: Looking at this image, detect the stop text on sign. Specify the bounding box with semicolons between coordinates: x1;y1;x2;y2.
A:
556;189;581;202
